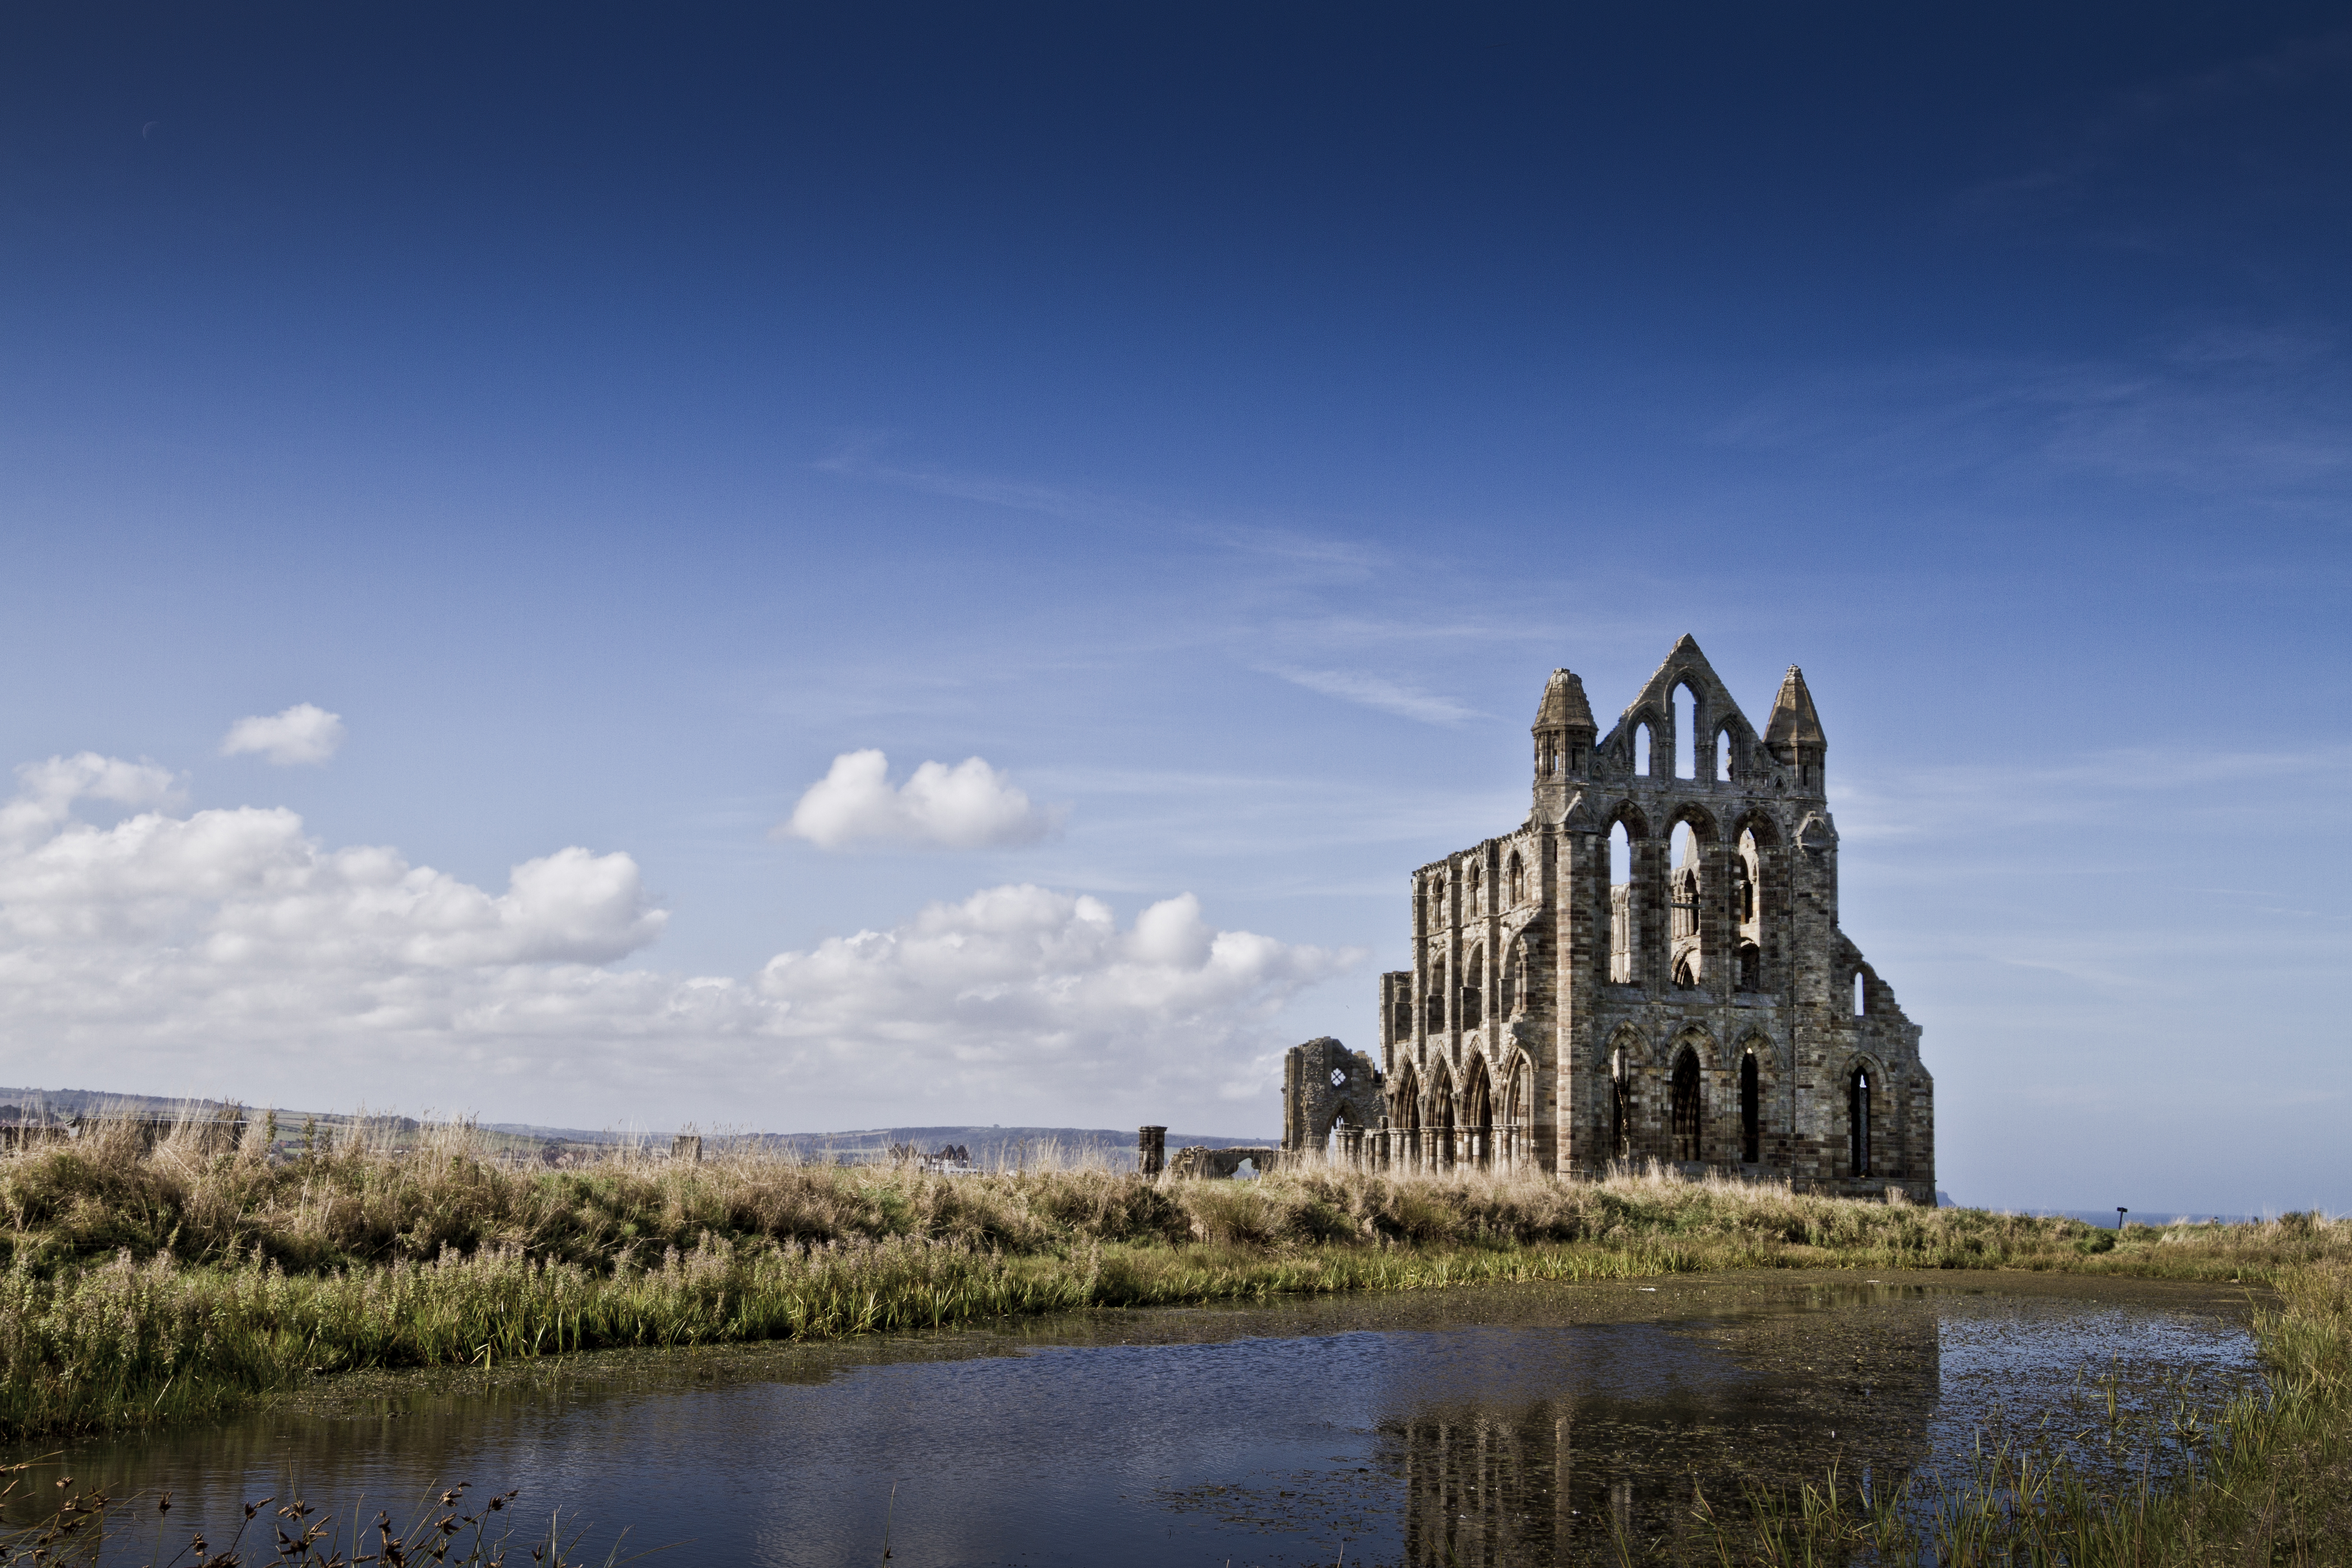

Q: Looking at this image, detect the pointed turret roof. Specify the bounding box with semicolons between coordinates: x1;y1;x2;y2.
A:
1533;668;1596;731
1762;665;1826;748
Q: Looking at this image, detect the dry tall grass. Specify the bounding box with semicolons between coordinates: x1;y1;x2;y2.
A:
5;1120;2339;1279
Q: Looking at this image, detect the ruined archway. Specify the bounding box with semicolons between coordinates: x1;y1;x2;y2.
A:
1461;1056;1494;1169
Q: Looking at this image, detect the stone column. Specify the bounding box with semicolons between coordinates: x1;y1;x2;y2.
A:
1137;1125;1166;1178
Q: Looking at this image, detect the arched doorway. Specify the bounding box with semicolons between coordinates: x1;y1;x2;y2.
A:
1670;1047;1702;1162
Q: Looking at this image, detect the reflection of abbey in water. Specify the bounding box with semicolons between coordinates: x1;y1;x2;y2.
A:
1282;637;1933;1199
1386;1299;1942;1566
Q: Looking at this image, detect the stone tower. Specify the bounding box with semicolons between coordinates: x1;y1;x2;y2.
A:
1369;637;1932;1199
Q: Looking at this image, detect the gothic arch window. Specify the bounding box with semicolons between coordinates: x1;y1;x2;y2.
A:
1740;1051;1761;1163
1425;957;1448;1035
1849;1065;1873;1177
1673;681;1702;780
1669;822;1702;987
1467;862;1482;914
1737;941;1761;992
1635;722;1653;776
1461;947;1485;1031
1853;971;1866;1017
1608;821;1635;984
1508;851;1524;906
1716;729;1733;782
1610;1049;1632;1162
1671;1046;1702;1161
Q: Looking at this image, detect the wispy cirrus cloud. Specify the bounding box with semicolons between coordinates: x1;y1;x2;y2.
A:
1261;665;1484;726
1711;331;2352;499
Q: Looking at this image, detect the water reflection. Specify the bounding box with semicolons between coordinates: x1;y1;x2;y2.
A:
1384;1298;1944;1563
6;1273;2255;1568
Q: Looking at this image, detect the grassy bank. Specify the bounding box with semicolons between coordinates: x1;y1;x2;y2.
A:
0;1120;2341;1446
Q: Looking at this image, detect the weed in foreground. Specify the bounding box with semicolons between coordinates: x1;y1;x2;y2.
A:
0;1469;648;1568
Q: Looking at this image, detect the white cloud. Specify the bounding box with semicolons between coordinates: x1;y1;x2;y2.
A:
755;886;1355;1111
0;753;181;844
220;703;346;766
780;749;1060;850
0;755;1354;1131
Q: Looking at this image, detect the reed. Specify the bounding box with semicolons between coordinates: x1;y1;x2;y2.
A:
0;1470;634;1568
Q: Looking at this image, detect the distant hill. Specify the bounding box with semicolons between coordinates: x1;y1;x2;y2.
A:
711;1126;1270;1169
0;1087;1264;1167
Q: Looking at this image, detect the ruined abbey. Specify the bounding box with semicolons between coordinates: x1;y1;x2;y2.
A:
1275;636;1934;1200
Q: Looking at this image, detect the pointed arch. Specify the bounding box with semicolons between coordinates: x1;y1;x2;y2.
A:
1605;1023;1648;1165
1731;808;1783;993
1673;677;1704;780
1507;849;1525;907
1461;945;1485;1031
1501;1051;1536;1170
1390;1059;1422;1170
1841;1052;1889;1179
1664;1027;1714;1164
1427;1057;1458;1171
1736;1031;1776;1166
1665;804;1718;990
1461;1055;1494;1169
1606;801;1649;988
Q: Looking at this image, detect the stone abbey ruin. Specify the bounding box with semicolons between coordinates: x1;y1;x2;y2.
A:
1149;637;1934;1200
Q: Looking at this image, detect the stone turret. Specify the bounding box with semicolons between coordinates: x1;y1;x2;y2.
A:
1530;668;1597;820
1762;665;1827;796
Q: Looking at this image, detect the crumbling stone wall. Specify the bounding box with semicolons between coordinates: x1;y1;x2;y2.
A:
1279;1036;1384;1158
1369;637;1934;1201
1167;1145;1281;1179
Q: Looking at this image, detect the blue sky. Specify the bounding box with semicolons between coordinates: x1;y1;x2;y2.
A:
0;5;2346;1212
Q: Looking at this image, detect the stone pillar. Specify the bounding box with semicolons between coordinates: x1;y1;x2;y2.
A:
1137;1125;1166;1178
670;1134;703;1163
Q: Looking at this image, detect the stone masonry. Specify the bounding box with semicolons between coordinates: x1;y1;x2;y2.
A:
1339;637;1933;1199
